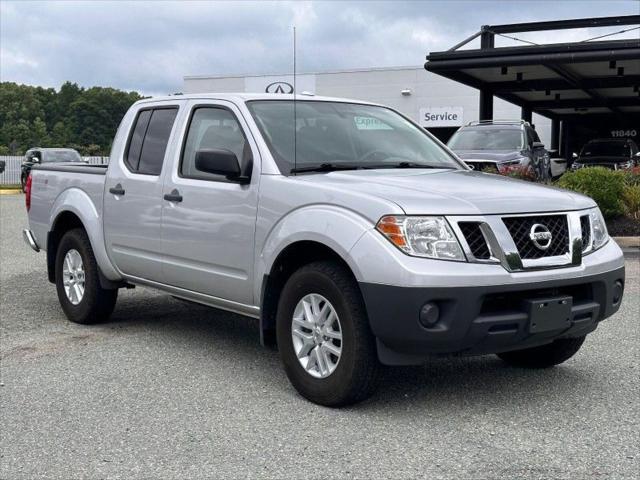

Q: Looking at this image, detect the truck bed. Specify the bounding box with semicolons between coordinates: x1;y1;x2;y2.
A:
35;163;108;175
28;163;107;252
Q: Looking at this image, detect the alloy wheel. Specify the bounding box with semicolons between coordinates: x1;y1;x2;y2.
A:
62;249;85;305
291;293;342;379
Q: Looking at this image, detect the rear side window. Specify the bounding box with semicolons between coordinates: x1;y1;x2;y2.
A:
125;110;151;171
125;107;178;175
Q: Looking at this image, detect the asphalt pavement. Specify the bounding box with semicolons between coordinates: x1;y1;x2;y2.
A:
1;193;638;479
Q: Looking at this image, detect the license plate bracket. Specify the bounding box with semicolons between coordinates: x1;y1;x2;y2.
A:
524;296;573;333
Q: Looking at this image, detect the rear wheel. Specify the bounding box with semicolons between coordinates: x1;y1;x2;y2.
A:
276;261;380;407
55;228;118;324
497;336;586;368
21;174;27;193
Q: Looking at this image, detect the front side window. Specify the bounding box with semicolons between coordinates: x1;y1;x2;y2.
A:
246;100;461;174
448;128;525;151
528;128;541;144
27;151;41;161
125;107;178;175
181;107;248;180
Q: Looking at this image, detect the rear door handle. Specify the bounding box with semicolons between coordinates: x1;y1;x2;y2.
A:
163;189;183;203
109;184;125;196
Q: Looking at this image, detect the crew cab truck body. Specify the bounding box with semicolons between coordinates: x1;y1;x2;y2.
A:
24;94;625;406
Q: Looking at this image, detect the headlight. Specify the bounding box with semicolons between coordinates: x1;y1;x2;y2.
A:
589;207;609;251
376;216;465;261
616;160;633;170
498;156;527;166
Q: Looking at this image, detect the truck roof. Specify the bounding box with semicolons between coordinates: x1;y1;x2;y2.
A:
134;93;382;107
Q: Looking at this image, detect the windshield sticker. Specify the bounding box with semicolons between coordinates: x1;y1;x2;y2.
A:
354;116;393;130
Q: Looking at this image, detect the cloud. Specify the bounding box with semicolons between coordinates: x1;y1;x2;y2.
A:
1;0;637;95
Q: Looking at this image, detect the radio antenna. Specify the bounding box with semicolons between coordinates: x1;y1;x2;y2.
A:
293;26;297;174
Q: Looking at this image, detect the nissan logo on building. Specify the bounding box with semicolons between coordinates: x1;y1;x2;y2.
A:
265;82;294;94
529;224;553;250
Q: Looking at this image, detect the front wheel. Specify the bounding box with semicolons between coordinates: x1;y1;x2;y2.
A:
276;261;380;407
497;336;586;368
55;228;118;324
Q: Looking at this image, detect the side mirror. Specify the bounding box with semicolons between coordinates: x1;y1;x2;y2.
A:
195;149;248;183
531;141;544;150
572;152;578;159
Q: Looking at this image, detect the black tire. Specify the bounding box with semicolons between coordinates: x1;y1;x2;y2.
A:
497;336;586;368
55;228;118;324
276;260;380;407
21;174;27;193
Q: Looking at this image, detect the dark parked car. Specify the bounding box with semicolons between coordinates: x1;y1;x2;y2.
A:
21;148;83;191
572;138;639;171
447;120;552;180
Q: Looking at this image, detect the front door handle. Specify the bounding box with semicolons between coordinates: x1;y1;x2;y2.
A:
163;189;183;203
109;184;125;196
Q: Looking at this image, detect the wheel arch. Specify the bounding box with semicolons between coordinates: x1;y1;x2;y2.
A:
259;239;362;347
256;205;373;347
47;188;122;286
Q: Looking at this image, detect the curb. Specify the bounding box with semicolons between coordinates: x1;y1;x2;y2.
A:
613;237;640;248
0;189;22;195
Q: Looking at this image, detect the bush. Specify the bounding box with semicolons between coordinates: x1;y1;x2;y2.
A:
624;166;640;187
622;185;640;220
556;167;626;218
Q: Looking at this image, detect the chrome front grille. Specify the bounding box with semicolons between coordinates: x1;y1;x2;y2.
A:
465;161;498;173
580;214;591;251
450;210;586;271
458;222;491;260
502;215;570;259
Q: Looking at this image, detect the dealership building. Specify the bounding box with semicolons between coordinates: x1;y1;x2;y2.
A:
184;66;550;145
184;15;639;159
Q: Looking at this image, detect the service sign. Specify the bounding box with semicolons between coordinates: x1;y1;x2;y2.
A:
419;106;464;128
244;74;316;95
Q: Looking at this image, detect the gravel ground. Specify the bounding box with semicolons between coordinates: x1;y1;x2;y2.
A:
1;193;638;479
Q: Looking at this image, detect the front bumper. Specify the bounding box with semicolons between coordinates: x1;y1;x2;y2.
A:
360;265;625;365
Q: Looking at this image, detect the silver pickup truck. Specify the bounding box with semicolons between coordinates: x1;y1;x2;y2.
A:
24;94;625;406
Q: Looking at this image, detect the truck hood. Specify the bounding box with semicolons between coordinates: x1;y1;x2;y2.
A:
451;150;524;163
297;169;594;215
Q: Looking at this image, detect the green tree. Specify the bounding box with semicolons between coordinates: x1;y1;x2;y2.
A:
0;81;143;155
32;117;50;146
50;121;71;147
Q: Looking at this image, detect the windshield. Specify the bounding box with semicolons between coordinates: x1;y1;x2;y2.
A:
43;150;82;163
581;141;628;158
246;100;462;174
448;128;524;151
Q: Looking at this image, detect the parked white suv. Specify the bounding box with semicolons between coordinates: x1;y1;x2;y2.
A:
23;94;625;406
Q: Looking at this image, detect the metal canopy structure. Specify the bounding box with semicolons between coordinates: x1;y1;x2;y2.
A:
425;15;640;154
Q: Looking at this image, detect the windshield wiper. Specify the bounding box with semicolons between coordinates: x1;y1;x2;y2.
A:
290;163;363;174
389;161;455;169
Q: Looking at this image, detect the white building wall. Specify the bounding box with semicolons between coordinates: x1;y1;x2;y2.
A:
183;67;551;145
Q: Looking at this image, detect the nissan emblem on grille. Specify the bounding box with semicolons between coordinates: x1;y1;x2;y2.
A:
529;224;552;250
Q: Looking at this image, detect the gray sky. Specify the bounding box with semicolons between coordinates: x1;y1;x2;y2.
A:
1;0;638;95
